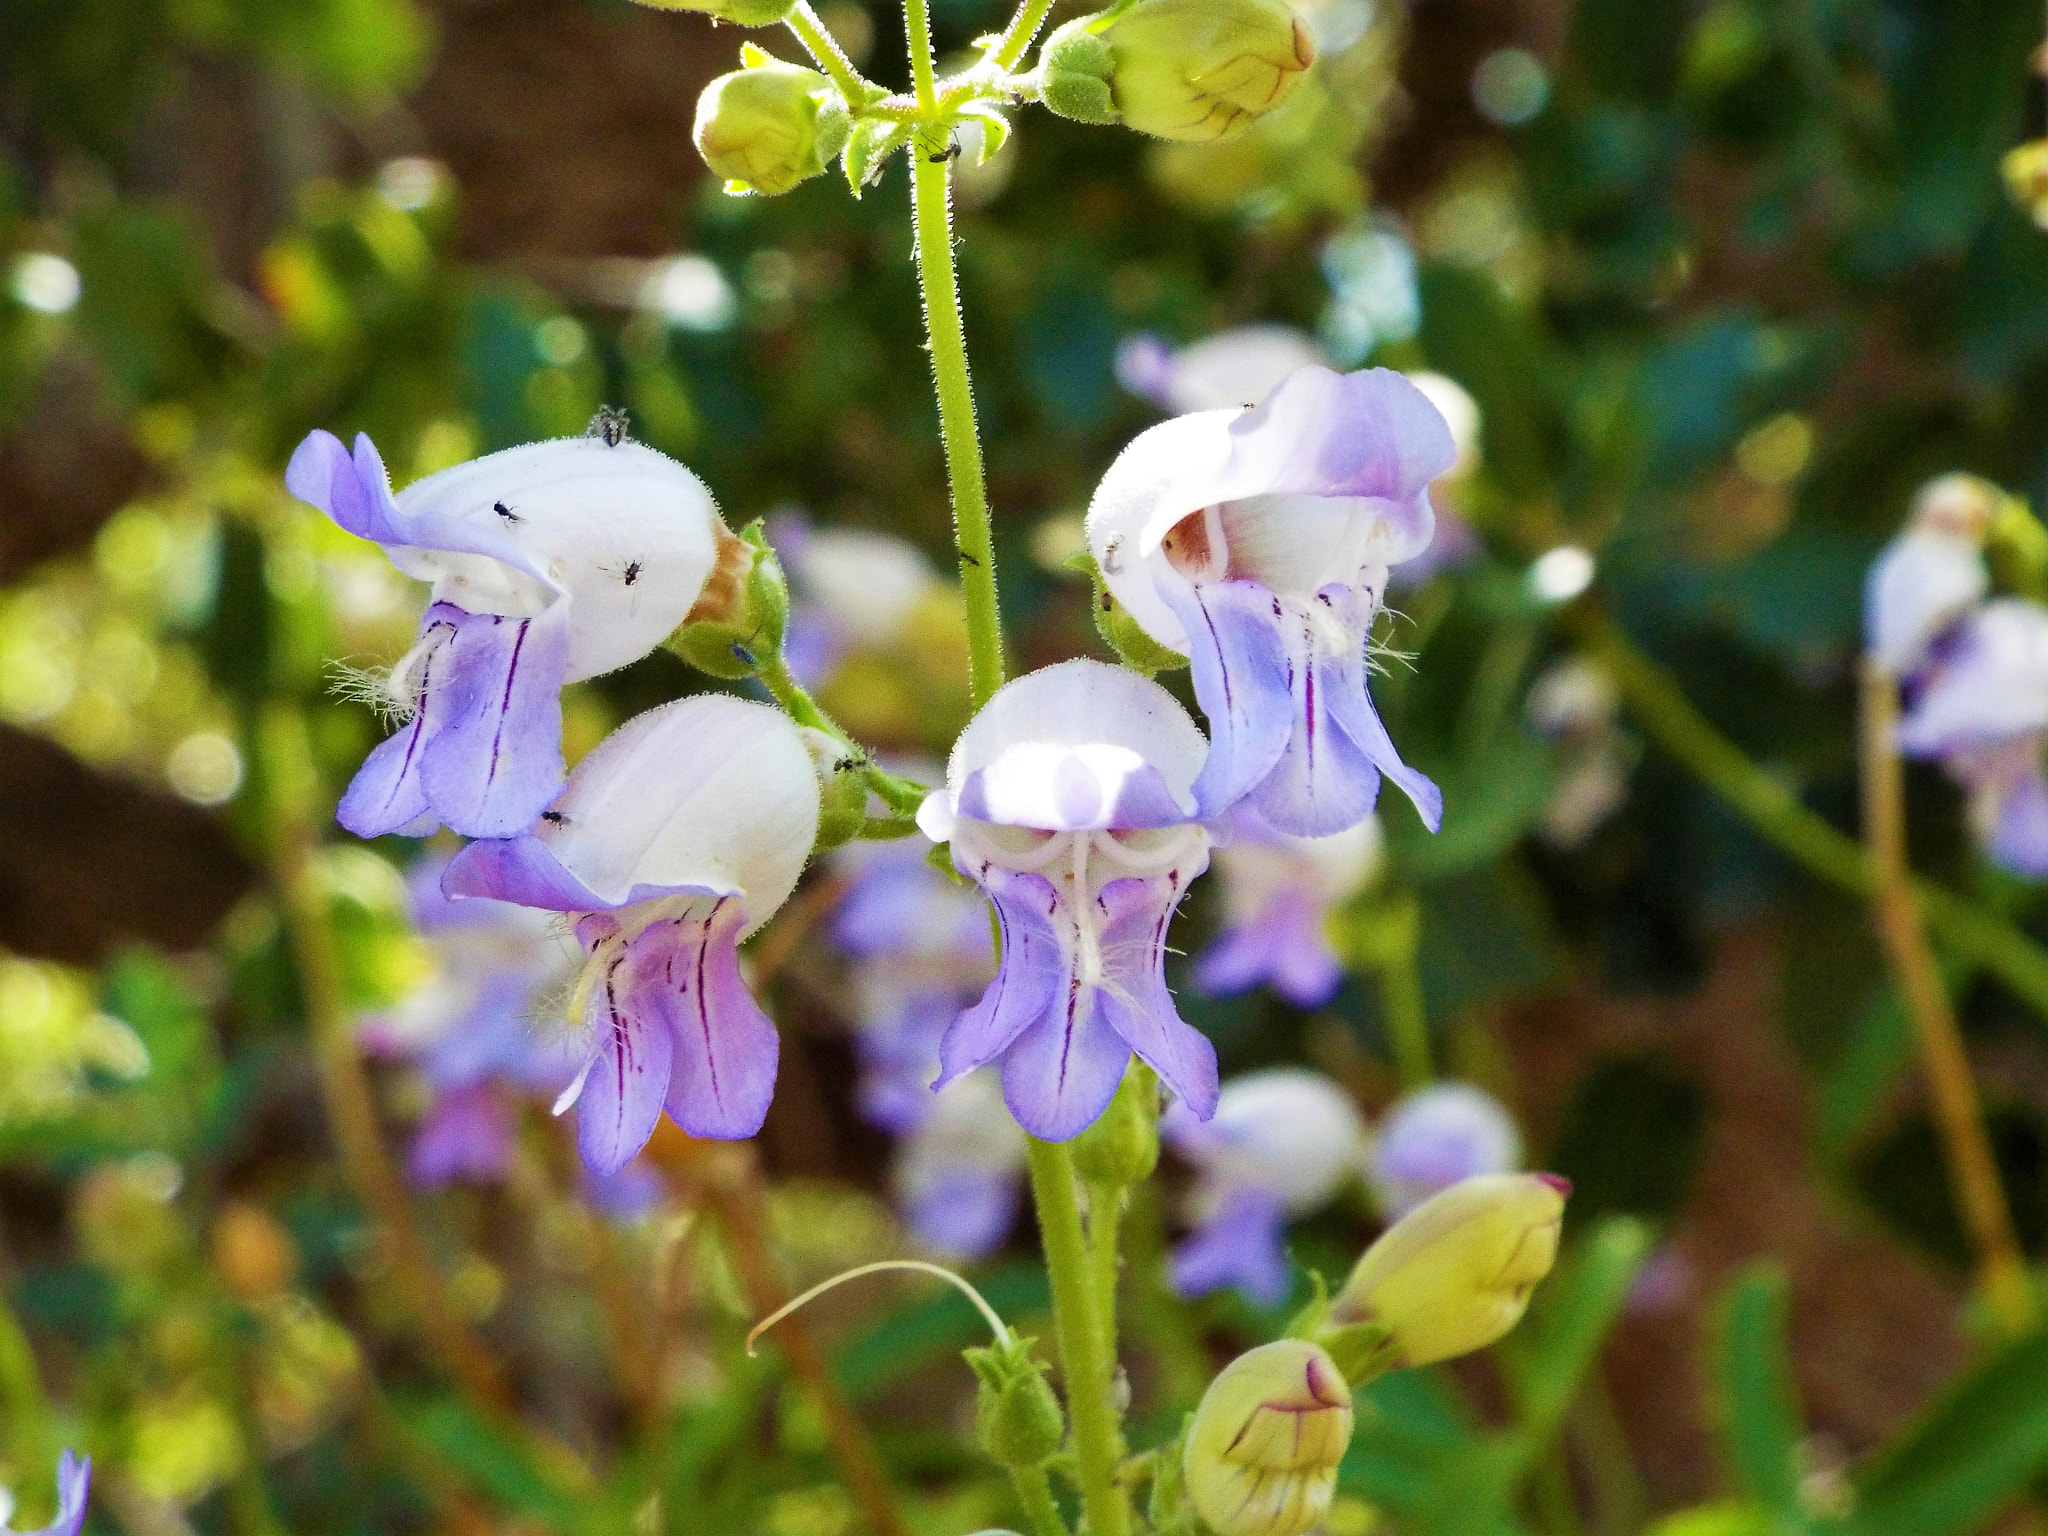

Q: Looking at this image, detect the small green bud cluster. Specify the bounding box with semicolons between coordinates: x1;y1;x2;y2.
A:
1182;1339;1353;1536
694;47;851;195
1071;1061;1161;1187
964;1334;1066;1469
1038;0;1315;143
631;0;796;27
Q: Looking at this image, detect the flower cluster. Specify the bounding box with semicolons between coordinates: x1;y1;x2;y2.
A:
1866;474;2048;875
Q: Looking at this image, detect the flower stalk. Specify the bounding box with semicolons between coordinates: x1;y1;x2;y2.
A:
1858;660;2037;1336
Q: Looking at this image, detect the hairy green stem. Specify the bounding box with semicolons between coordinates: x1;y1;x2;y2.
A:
1011;1464;1073;1536
904;0;940;107
910;146;1005;707
757;653;927;814
992;0;1057;69
784;1;872;103
1570;605;2048;1016
1026;1140;1131;1536
1085;1181;1124;1362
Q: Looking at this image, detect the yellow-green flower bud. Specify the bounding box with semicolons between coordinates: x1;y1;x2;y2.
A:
1071;1061;1160;1186
964;1335;1066;1469
1183;1340;1354;1536
631;0;796;26
694;52;850;195
1327;1172;1568;1367
2005;138;2048;230
667;519;790;679
1042;0;1315;143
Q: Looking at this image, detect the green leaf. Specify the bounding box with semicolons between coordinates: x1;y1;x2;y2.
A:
843;119;913;196
1814;986;1914;1173
1848;1326;2048;1536
1715;1265;1805;1522
1501;1216;1653;1451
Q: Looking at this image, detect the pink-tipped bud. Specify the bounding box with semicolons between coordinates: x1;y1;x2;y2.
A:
1183;1339;1355;1536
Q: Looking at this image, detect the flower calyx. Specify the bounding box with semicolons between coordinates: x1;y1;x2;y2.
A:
964;1332;1067;1470
696;47;852;196
1068;548;1189;675
1071;1059;1161;1187
668;518;791;680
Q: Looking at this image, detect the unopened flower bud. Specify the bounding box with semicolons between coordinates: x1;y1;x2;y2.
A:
1041;0;1315;143
1071;1062;1160;1187
1327;1172;1568;1367
1183;1339;1353;1536
632;0;796;30
668;519;790;678
964;1335;1066;1469
694;52;850;195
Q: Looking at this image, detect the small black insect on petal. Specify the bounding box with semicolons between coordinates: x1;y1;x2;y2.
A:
541;810;568;825
494;500;520;523
588;406;630;447
623;560;642;586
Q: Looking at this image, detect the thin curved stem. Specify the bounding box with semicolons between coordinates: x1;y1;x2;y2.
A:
910;138;1004;707
1860;661;2037;1336
750;1259;1013;1352
1569;605;2048;1017
784;0;872;103
1027;1140;1130;1536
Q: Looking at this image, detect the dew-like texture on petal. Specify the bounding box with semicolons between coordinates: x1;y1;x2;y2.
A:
654;899;781;1141
446;694;817;936
1866;527;1987;676
415;604;573;838
944;658;1208;827
1171;1187;1291;1305
1899;599;2048;756
391;436;720;682
1087;367;1455;649
1173;580;1440;835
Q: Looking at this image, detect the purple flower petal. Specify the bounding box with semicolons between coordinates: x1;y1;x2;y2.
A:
442;833;734;914
1219;367;1456;519
1167;580;1295;821
1170;1188;1291;1306
935;865;1067;1094
286;431;412;547
1094;873;1219;1121
336;607;463;838
574;936;678;1176
956;755;1195;831
24;1452;92;1536
581;1158;666;1220
648;898;780;1141
904;1167;1020;1259
409;1083;518;1185
1193;886;1344;1007
999;974;1134;1143
417;605;572;838
1989;761;2048;877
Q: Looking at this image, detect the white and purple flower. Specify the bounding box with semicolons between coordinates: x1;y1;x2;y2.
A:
443;693;821;1172
1086;366;1454;837
1164;1068;1368;1306
916;659;1219;1142
288;430;721;839
1116;325;1330;416
1897;598;2048;878
1193;808;1381;1008
1865;473;1994;678
894;1070;1029;1259
2;1452;89;1536
1368;1081;1521;1219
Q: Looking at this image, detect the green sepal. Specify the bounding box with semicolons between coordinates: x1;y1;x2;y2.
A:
664;519;791;680
1036;15;1120;124
806;736;872;853
1148;1420;1198;1536
963;1334;1065;1469
1314;1320;1401;1385
925;840;970;886
844;118;914;195
1066;550;1187;675
1072;1060;1160;1187
958;100;1012;163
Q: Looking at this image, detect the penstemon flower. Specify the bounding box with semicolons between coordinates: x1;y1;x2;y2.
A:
916;658;1219;1141
1897;598;2048;877
288;429;721;839
2;1452;89;1536
1086;365;1455;836
1368;1081;1521;1219
442;693;820;1172
1182;1340;1353;1536
1163;1068;1368;1305
1865;473;1995;677
1192;807;1381;1007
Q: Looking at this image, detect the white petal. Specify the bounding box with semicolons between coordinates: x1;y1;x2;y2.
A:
788;528;938;647
1406;371;1480;475
1160;325;1329;415
395;438;720;683
1900;599;2048;752
1196;1068;1368;1213
542;693;820;934
946;659;1209;816
1088;410;1238;652
1866;528;1987;674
